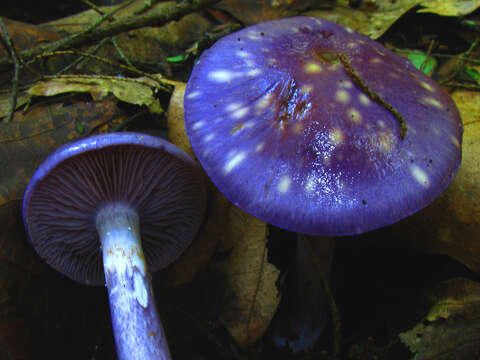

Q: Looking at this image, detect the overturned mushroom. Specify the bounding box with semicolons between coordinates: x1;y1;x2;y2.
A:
184;17;462;351
23;132;206;360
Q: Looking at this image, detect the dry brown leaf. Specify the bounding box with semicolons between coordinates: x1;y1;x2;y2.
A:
306;0;480;39
164;81;231;286
28;75;165;114
165;82;280;346
0;17;66;88
166;82;194;157
399;278;480;359
43;0;214;76
215;0;315;25
305;1;419;39
391;89;480;273
214;206;280;348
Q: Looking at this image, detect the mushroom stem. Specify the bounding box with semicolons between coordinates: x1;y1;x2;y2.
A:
270;235;335;353
96;203;171;360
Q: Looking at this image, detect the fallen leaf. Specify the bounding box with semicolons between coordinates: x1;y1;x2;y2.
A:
419;0;480;16
166;82;193;157
0;17;66;88
399;278;480;359
27;75;165;114
165;82;280;345
391;89;480;274
305;0;419;39
0;98;127;360
43;0;215;76
306;0;480;39
214;206;280;347
215;0;316;25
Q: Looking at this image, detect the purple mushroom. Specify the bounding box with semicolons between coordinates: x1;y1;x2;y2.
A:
183;17;462;351
23;132;206;360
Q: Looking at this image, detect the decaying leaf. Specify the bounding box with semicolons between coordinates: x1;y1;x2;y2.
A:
43;0;214;76
165;82;280;346
163;81;230;286
307;0;480;39
0;98;127;207
306;0;419;39
27;75;165;114
0;98;127;360
419;0;480;16
391;89;480;274
214;206;280;348
399;278;480;359
0;17;66;88
215;0;316;25
166;82;193;157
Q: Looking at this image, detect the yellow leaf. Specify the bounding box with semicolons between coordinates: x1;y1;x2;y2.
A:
28;75;165;114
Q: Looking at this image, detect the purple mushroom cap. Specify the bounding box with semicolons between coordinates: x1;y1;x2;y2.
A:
23;132;206;285
184;16;462;236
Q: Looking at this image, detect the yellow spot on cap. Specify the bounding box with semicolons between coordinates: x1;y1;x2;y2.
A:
203;133;215;142
329;128;344;145
278;175;291;194
301;84;314;93
192;121;205;130
348;108;362;124
226;102;242;112
186;90;201;99
304;62;323;74
224;152;246;174
256;142;265;152
423;97;443;109
420;81;435;92
359;93;371;106
335;90;350;103
231;107;249;119
339;80;353;89
255;93;273;111
236;50;251;58
247;68;262;76
377;131;395;153
209;70;236;83
451;135;460;149
410;165;430;188
370;57;382;64
293;122;304;134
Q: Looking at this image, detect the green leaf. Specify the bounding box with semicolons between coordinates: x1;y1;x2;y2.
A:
166;55;186;63
465;68;480;84
407;51;437;76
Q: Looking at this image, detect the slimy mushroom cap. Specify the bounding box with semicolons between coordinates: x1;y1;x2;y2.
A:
184;16;462;236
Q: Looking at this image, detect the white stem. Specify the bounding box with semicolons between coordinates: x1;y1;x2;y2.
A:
96;203;171;360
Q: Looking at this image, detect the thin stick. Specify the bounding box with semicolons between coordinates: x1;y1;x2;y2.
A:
0;0;222;71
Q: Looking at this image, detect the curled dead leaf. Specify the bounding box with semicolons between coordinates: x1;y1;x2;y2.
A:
391;89;480;274
399;278;480;360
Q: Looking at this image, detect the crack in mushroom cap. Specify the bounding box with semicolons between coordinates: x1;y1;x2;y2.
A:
23;132;206;285
184;16;462;236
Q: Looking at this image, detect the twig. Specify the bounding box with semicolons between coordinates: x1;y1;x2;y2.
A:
0;17;21;123
111;37;134;68
35;50;172;93
0;0;222;71
420;39;436;74
57;37;110;74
